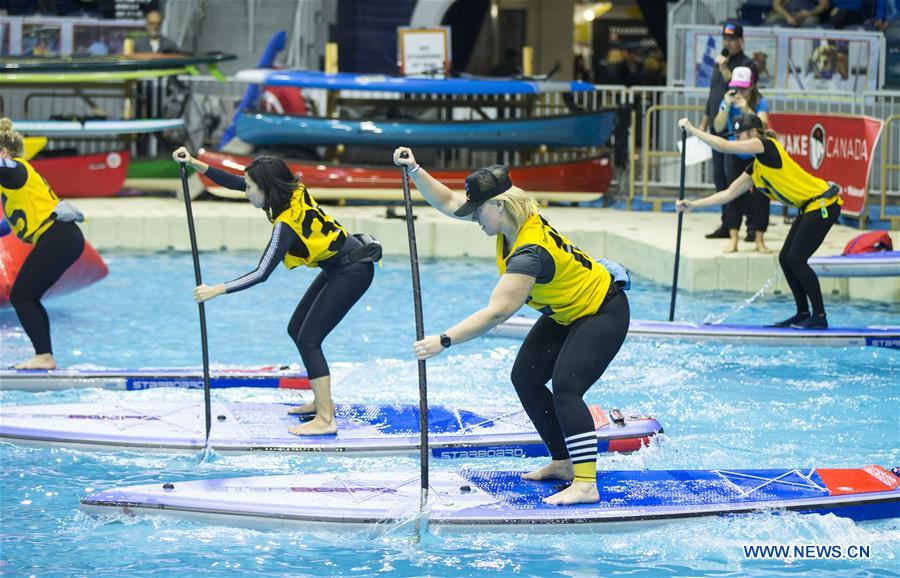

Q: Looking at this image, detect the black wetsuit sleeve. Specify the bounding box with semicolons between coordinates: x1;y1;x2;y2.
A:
0;158;28;190
203;165;248;192
505;244;555;283
745;138;782;175
223;222;296;293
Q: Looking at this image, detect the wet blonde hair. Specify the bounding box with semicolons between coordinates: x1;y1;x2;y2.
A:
0;118;24;157
492;186;538;232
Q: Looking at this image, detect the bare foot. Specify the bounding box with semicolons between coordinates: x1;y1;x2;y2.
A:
287;401;316;415
12;354;56;370
288;414;337;436
543;481;599;506
755;244;772;254
521;460;574;481
723;245;738;254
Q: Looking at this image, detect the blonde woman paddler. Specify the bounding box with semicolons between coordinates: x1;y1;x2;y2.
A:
393;146;630;506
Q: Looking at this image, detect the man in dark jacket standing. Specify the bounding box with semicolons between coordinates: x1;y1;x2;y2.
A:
701;21;755;239
133;8;180;53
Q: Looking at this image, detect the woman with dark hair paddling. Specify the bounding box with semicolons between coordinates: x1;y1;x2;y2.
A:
173;147;379;435
676;114;841;329
1;117;86;369
394;146;630;506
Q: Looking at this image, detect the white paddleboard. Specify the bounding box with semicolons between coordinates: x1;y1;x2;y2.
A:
491;318;900;349
0;402;661;456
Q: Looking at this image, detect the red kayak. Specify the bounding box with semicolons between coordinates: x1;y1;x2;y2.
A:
0;232;108;308
197;150;610;201
31;151;129;198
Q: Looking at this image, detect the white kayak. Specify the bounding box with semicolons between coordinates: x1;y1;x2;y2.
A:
809;251;900;277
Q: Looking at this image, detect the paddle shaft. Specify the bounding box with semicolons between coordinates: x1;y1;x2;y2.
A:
669;129;687;322
178;162;213;444
400;156;429;509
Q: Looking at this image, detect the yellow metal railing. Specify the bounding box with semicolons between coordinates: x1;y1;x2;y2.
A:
637;104;704;207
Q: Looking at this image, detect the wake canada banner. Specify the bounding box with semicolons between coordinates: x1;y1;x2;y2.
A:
767;113;883;216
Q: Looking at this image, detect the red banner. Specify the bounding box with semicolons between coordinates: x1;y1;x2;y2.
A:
767;113;883;216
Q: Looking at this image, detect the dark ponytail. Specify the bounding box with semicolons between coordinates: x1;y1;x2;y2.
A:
245;156;299;221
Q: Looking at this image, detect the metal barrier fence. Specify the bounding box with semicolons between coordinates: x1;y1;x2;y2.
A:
5;74;898;218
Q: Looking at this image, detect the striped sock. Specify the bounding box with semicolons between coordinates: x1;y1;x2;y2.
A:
565;431;597;483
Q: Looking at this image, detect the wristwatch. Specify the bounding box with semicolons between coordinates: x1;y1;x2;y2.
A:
440;333;452;348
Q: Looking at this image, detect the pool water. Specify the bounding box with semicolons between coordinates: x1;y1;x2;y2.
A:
1;251;898;577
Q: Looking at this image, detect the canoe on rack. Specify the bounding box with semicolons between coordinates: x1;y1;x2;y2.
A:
235;110;615;149
195;150;611;203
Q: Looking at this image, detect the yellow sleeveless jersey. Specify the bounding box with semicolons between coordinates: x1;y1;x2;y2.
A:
751;138;842;214
1;157;58;244
497;213;611;325
274;185;347;268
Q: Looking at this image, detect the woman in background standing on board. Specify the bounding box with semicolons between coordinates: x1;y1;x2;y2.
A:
676;113;841;329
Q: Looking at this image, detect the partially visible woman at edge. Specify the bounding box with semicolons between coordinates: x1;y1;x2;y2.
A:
677;113;841;329
0;117;86;369
712;65;771;253
173;147;378;435
393;146;630;506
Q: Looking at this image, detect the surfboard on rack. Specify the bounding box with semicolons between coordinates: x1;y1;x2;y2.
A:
0;53;236;73
809;251;900;277
235;69;596;95
0;402;660;455
491;317;900;349
79;465;900;530
0;365;311;392
13;119;185;136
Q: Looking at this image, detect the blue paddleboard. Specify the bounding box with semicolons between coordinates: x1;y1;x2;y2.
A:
80;465;900;530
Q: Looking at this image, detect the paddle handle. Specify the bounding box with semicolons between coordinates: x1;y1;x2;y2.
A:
399;153;429;508
178;161;213;445
669;128;687;322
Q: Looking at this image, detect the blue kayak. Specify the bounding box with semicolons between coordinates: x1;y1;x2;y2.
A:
235;111;615;149
236;68;595;95
81;466;900;529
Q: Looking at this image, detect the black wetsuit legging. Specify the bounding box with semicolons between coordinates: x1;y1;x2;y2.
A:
510;286;630;461
287;258;374;380
724;155;769;233
10;221;84;355
780;202;840;316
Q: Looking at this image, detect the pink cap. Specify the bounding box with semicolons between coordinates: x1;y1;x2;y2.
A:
729;66;753;88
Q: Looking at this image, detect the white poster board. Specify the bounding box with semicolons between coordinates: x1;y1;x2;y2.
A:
398;27;451;77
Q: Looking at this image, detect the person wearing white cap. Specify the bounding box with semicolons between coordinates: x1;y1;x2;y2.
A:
713;65;771;253
701;21;756;240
